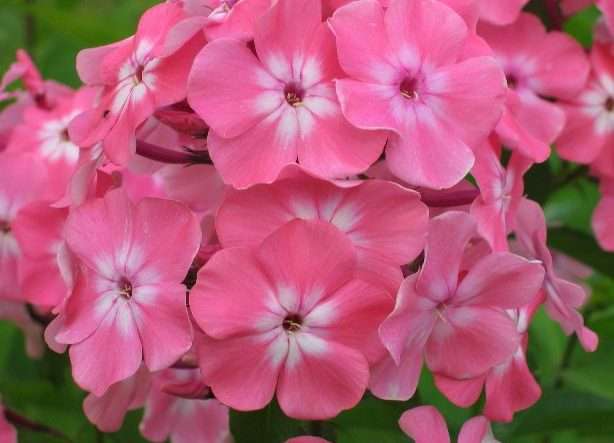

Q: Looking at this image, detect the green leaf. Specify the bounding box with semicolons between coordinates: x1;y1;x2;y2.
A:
547;227;614;279
527;308;567;385
503;389;614;437
545;178;599;234
564;6;601;47
230;402;306;443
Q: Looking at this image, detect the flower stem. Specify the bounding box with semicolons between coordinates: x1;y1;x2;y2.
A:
135;140;212;165
5;408;71;442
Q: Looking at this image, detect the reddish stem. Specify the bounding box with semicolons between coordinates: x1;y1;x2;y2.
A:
421;189;480;207
5;408;70;441
545;0;564;30
135;140;212;165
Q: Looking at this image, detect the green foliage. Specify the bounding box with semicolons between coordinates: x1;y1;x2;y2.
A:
0;1;613;443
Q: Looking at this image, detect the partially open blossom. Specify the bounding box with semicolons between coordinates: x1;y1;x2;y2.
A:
188;0;386;188
51;189;201;395
140;369;231;443
478;12;589;162
471;138;532;252
400;406;500;443
330;0;506;189
215;165;428;292
84;365;151;432
191;220;392;419
434;296;543;422
514;198;598;351
373;211;544;400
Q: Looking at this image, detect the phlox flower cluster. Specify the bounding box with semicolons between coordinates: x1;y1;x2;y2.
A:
0;0;611;441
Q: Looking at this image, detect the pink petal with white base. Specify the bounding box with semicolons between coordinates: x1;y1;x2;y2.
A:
188;39;279;138
277;337;369;420
384;0;467;67
416;211;476;302
131;283;192;371
70;302;143;396
484;349;541;422
196;332;284;411
454;252;545;308
425;306;520;379
329;0;399;83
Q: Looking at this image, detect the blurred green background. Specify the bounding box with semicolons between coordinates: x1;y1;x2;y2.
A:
1;1;613;442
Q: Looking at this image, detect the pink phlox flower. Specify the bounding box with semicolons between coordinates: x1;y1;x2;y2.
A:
140;368;231;443
471;137;532;252
330;0;506;189
372;211;545;401
51;189;201;395
191;219;393;419
478;12;590;163
188;0;387;188
514;197;599;352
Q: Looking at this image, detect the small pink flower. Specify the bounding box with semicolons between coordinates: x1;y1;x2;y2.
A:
0;153;47;301
400;406;500;443
330;0;506;189
373;211;544;400
514;198;599;352
215;165;428;292
140;369;231;443
478;12;590;162
84;365;151;432
434;298;543;422
557;44;614;176
6;87;97;201
70;2;205;165
52;189;201;395
11;203;69;308
190;220;393;419
188;0;386;188
470;138;532;252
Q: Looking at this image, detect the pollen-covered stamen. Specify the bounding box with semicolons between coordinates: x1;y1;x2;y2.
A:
0;220;10;234
118;278;134;299
399;77;418;100
282;314;303;333
284;83;305;107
